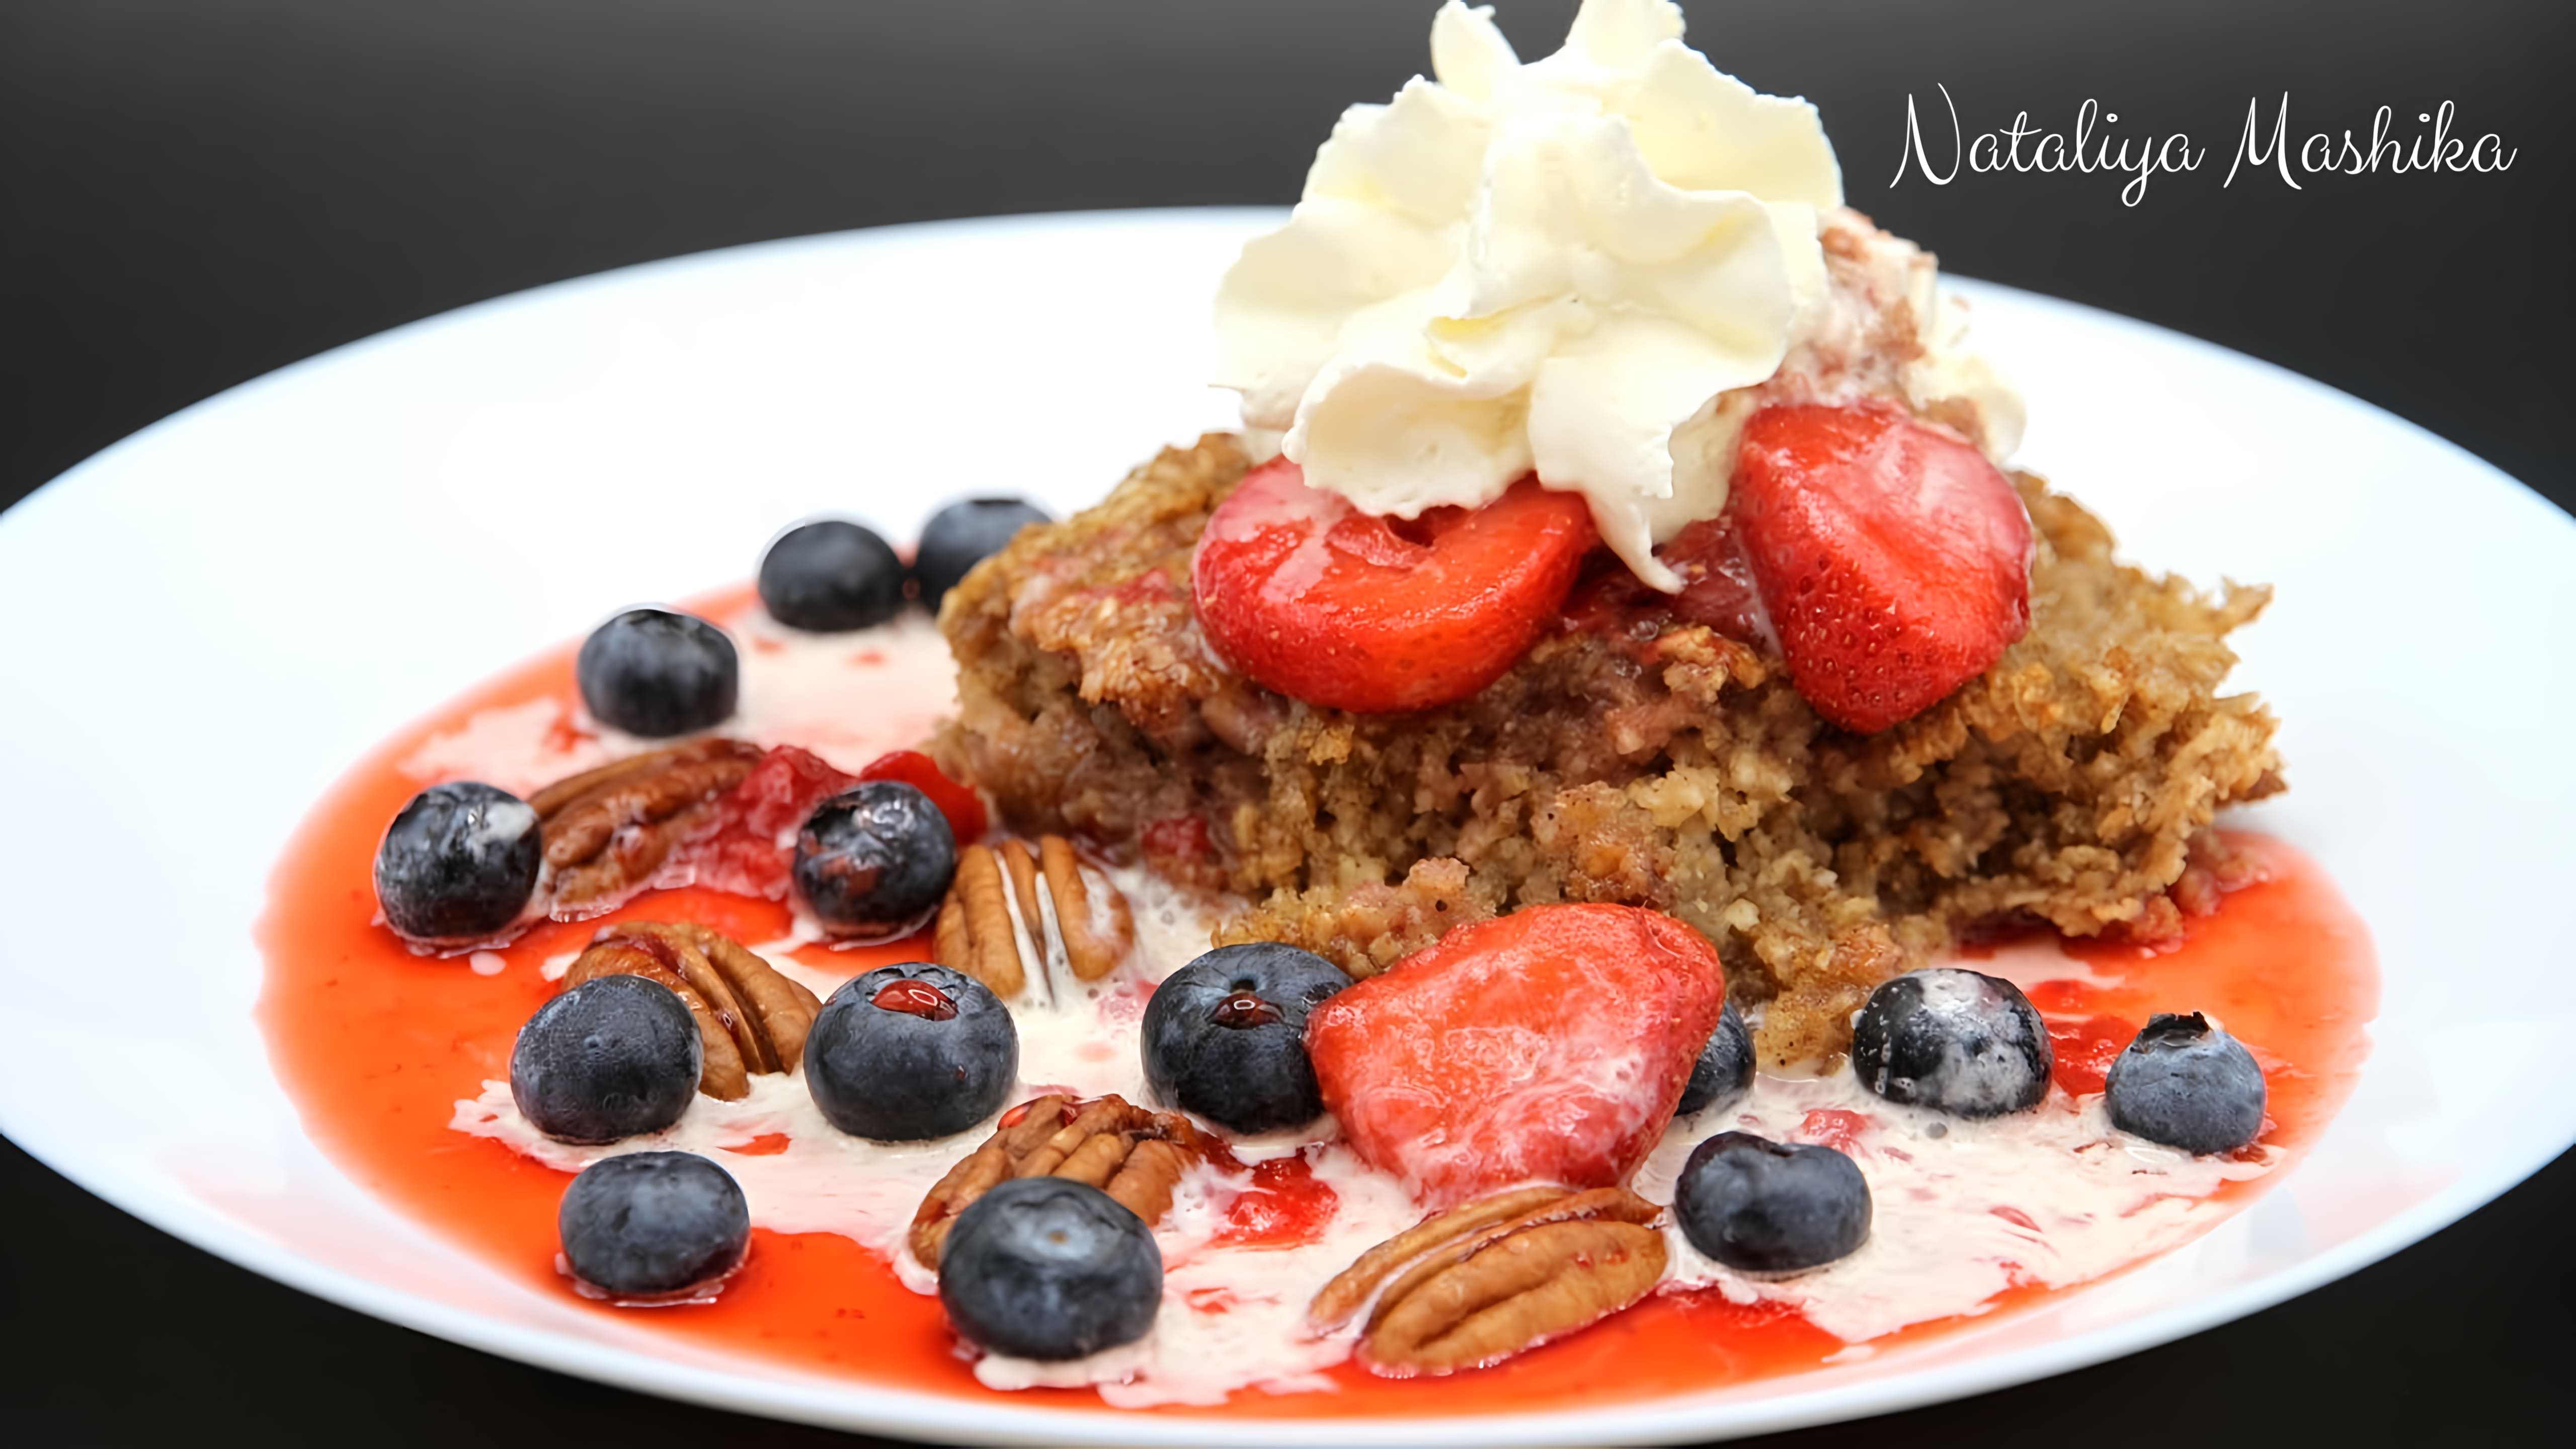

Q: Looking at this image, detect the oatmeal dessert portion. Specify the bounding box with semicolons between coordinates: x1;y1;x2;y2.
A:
933;439;2277;1063
931;0;2283;1066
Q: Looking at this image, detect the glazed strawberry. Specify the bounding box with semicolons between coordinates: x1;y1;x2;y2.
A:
685;745;855;899
1732;401;2033;733
681;745;983;901
854;748;987;845
1212;1155;1339;1249
1559;515;1770;648
1303;904;1726;1208
1192;457;1597;714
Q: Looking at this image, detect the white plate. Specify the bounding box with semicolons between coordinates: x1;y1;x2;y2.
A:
1;209;2570;1445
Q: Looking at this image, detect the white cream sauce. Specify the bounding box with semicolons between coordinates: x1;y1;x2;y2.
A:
1637;1067;2275;1344
430;611;2276;1404
454;852;1423;1407
399;606;957;796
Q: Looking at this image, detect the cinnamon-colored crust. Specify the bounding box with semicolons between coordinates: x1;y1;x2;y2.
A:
930;435;2282;1066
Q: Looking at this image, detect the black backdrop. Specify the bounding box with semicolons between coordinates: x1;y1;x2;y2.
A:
2;1;2566;1442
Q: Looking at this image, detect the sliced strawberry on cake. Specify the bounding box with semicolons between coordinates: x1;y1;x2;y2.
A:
1731;401;2035;734
1193;458;1598;714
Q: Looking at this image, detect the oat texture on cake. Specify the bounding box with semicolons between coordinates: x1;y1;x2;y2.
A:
930;431;2282;1066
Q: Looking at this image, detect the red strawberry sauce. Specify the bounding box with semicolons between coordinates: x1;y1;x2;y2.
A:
255;594;2377;1421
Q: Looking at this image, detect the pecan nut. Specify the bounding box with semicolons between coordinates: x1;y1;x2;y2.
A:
560;921;821;1102
1312;1185;1667;1376
909;1093;1207;1270
933;835;1135;998
530;739;763;917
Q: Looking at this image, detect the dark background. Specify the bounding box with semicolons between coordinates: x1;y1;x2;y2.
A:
2;1;2565;1442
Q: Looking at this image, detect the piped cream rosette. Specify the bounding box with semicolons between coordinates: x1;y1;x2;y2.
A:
1216;0;1846;590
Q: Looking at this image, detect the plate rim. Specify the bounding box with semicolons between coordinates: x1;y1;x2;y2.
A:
18;1149;2559;1446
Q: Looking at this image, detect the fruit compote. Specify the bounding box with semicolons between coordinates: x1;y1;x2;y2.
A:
258;587;2376;1419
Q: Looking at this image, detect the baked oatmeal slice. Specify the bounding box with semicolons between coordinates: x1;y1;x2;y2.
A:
931;435;2280;1066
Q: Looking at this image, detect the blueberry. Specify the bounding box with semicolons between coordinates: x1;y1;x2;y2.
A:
1850;968;2053;1117
576;608;739;738
372;780;540;943
792;781;957;938
1677;1001;1755;1115
938;1177;1161;1360
2105;1012;2268;1155
914;497;1050;607
805;964;1017;1141
1140;943;1347;1134
558;1151;750;1300
758;520;906;632
1673;1131;1871;1275
510;976;703;1144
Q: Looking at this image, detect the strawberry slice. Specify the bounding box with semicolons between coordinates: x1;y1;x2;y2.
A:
1212;1154;1340;1249
680;747;985;900
1304;904;1726;1209
1560;515;1772;648
1192;457;1597;714
684;745;857;899
1732;401;2033;733
853;748;987;845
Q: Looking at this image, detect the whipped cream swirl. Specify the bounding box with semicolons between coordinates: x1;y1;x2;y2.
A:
1217;0;2007;590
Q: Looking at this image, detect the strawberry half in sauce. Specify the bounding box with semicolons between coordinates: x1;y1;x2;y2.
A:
853;748;987;846
685;745;856;900
1304;904;1726;1209
683;746;984;900
1192;457;1597;714
1732;401;2034;733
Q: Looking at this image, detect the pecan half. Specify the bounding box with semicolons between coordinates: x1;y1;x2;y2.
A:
531;739;762;916
932;835;1135;998
1312;1185;1667;1376
909;1093;1208;1270
560;921;821;1102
